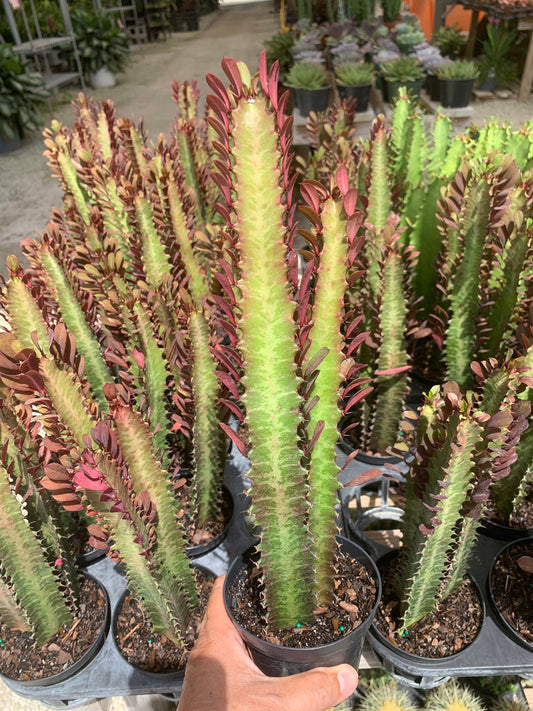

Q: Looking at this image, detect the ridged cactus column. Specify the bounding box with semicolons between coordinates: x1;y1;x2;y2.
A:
207;56;315;628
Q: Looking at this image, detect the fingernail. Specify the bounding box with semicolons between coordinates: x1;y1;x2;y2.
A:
337;667;357;698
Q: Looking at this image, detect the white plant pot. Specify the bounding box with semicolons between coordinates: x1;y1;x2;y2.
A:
89;67;116;89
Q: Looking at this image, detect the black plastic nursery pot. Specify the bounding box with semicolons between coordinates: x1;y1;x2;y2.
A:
425;74;441;102
223;535;381;677
294;87;331;117
0;568;110;700
439;77;476;108
367;531;533;688
337;83;372;112
489;537;533;653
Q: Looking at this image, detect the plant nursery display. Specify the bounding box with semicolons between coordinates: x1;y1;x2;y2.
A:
0;43;49;148
71;7;130;88
3;30;533;705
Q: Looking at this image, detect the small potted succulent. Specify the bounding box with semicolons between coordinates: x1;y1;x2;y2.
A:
0;384;108;687
381;0;403;24
379;55;425;103
334;61;375;111
71;7;130;88
0;43;49;151
285;60;331;115
206;52;381;676
437;59;479;108
368;377;530;683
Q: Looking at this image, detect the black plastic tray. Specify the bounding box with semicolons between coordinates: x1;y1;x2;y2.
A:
367;532;533;688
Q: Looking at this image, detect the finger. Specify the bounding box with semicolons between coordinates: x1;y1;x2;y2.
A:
272;664;358;711
200;575;251;647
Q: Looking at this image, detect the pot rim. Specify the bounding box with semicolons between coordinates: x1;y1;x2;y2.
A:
223;534;381;655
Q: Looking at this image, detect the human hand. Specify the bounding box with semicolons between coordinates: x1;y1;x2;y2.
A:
177;575;358;711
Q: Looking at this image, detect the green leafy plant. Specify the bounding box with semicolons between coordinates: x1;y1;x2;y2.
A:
206;53;374;628
431;25;467;59
72;8;130;77
0;44;49;140
478;19;518;87
380;55;425;82
335;61;375;86
437;59;479;79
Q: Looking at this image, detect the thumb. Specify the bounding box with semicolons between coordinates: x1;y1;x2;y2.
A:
274;664;358;711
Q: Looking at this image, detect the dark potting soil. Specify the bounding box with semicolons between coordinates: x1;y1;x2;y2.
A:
491;541;533;646
114;569;215;672
173;477;233;548
374;556;483;658
228;548;378;648
484;485;533;530
0;576;106;681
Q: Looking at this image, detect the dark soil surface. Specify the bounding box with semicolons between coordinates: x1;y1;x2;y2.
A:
228;547;378;648
174;478;233;550
373;555;483;658
114;568;215;672
484;485;533;530
0;576;107;681
491;540;533;647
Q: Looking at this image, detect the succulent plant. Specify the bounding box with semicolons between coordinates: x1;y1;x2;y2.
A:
0;85;233;647
286;61;329;89
0;385;82;645
335;62;375;86
205;52;372;628
424;680;485;711
393;375;530;631
437;60;479;80
380;55;425;82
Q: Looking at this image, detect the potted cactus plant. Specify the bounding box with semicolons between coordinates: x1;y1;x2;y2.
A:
367;372;531;684
285;60;331;116
0;383;108;686
203;52;381;676
437;59;479;108
380;55;425;103
334;61;375;111
0;85;238;680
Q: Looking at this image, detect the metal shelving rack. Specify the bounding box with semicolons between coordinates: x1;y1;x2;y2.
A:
93;0;148;44
1;0;86;93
